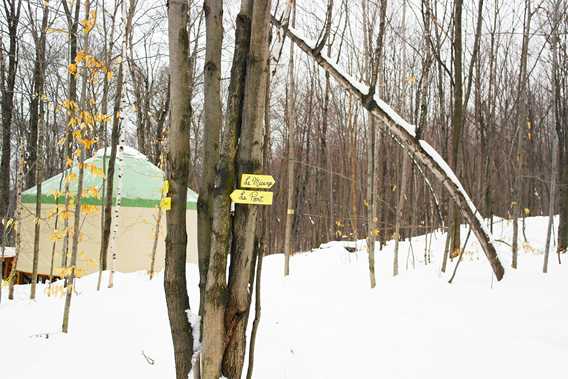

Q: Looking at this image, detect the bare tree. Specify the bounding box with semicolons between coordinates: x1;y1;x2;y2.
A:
283;1;296;276
0;0;22;232
164;0;195;377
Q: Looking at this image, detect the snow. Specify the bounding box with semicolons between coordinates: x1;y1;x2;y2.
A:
287;25;317;50
420;140;491;238
186;310;201;353
324;54;370;95
375;95;417;137
1;216;566;379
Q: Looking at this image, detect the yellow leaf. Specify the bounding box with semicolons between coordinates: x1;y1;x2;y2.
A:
49;230;65;242
80;11;97;34
95;113;112;123
68;63;77;76
75;50;87;63
62;99;78;112
83;186;100;199
81;204;98;215
160;197;171;210
65;172;77;184
81;138;96;150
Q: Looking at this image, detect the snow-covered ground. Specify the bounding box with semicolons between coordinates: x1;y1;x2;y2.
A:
1;216;566;378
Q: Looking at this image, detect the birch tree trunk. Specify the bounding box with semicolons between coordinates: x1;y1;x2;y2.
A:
8;144;24;300
108;0;134;289
96;0;119;291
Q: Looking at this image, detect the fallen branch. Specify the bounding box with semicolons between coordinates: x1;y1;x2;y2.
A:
272;17;504;280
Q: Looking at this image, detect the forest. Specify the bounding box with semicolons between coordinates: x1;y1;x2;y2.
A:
0;0;567;379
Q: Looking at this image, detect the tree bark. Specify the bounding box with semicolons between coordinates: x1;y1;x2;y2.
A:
544;138;558;273
99;0;134;281
63;0;94;332
29;2;49;300
198;0;224;321
512;0;532;269
222;2;271;377
449;0;464;259
0;0;21;231
393;152;411;276
165;0;194;377
284;2;297;277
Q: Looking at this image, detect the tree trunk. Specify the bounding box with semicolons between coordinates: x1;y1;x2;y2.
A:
513;0;532;269
366;117;377;287
198;0;224;321
165;0;194;377
62;0;93;333
394;152;411;276
449;0;464;259
8;144;24;300
59;0;81;274
29;2;49;300
246;68;272;379
544;138;558;273
284;2;296;276
0;0;21;231
100;0;133;284
222;2;271;377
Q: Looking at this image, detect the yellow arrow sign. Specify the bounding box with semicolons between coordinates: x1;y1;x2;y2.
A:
230;190;273;205
240;174;275;189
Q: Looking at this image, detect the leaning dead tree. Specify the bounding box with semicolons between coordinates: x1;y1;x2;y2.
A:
273;15;505;281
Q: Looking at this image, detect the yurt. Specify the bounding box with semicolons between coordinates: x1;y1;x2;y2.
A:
16;146;198;280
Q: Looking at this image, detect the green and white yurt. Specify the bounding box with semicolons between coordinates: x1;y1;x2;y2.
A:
16;146;198;278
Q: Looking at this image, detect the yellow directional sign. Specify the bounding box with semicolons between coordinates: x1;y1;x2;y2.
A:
160;197;171;210
241;174;275;189
230;190;273;205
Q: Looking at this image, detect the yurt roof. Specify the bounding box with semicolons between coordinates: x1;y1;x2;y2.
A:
22;146;198;209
